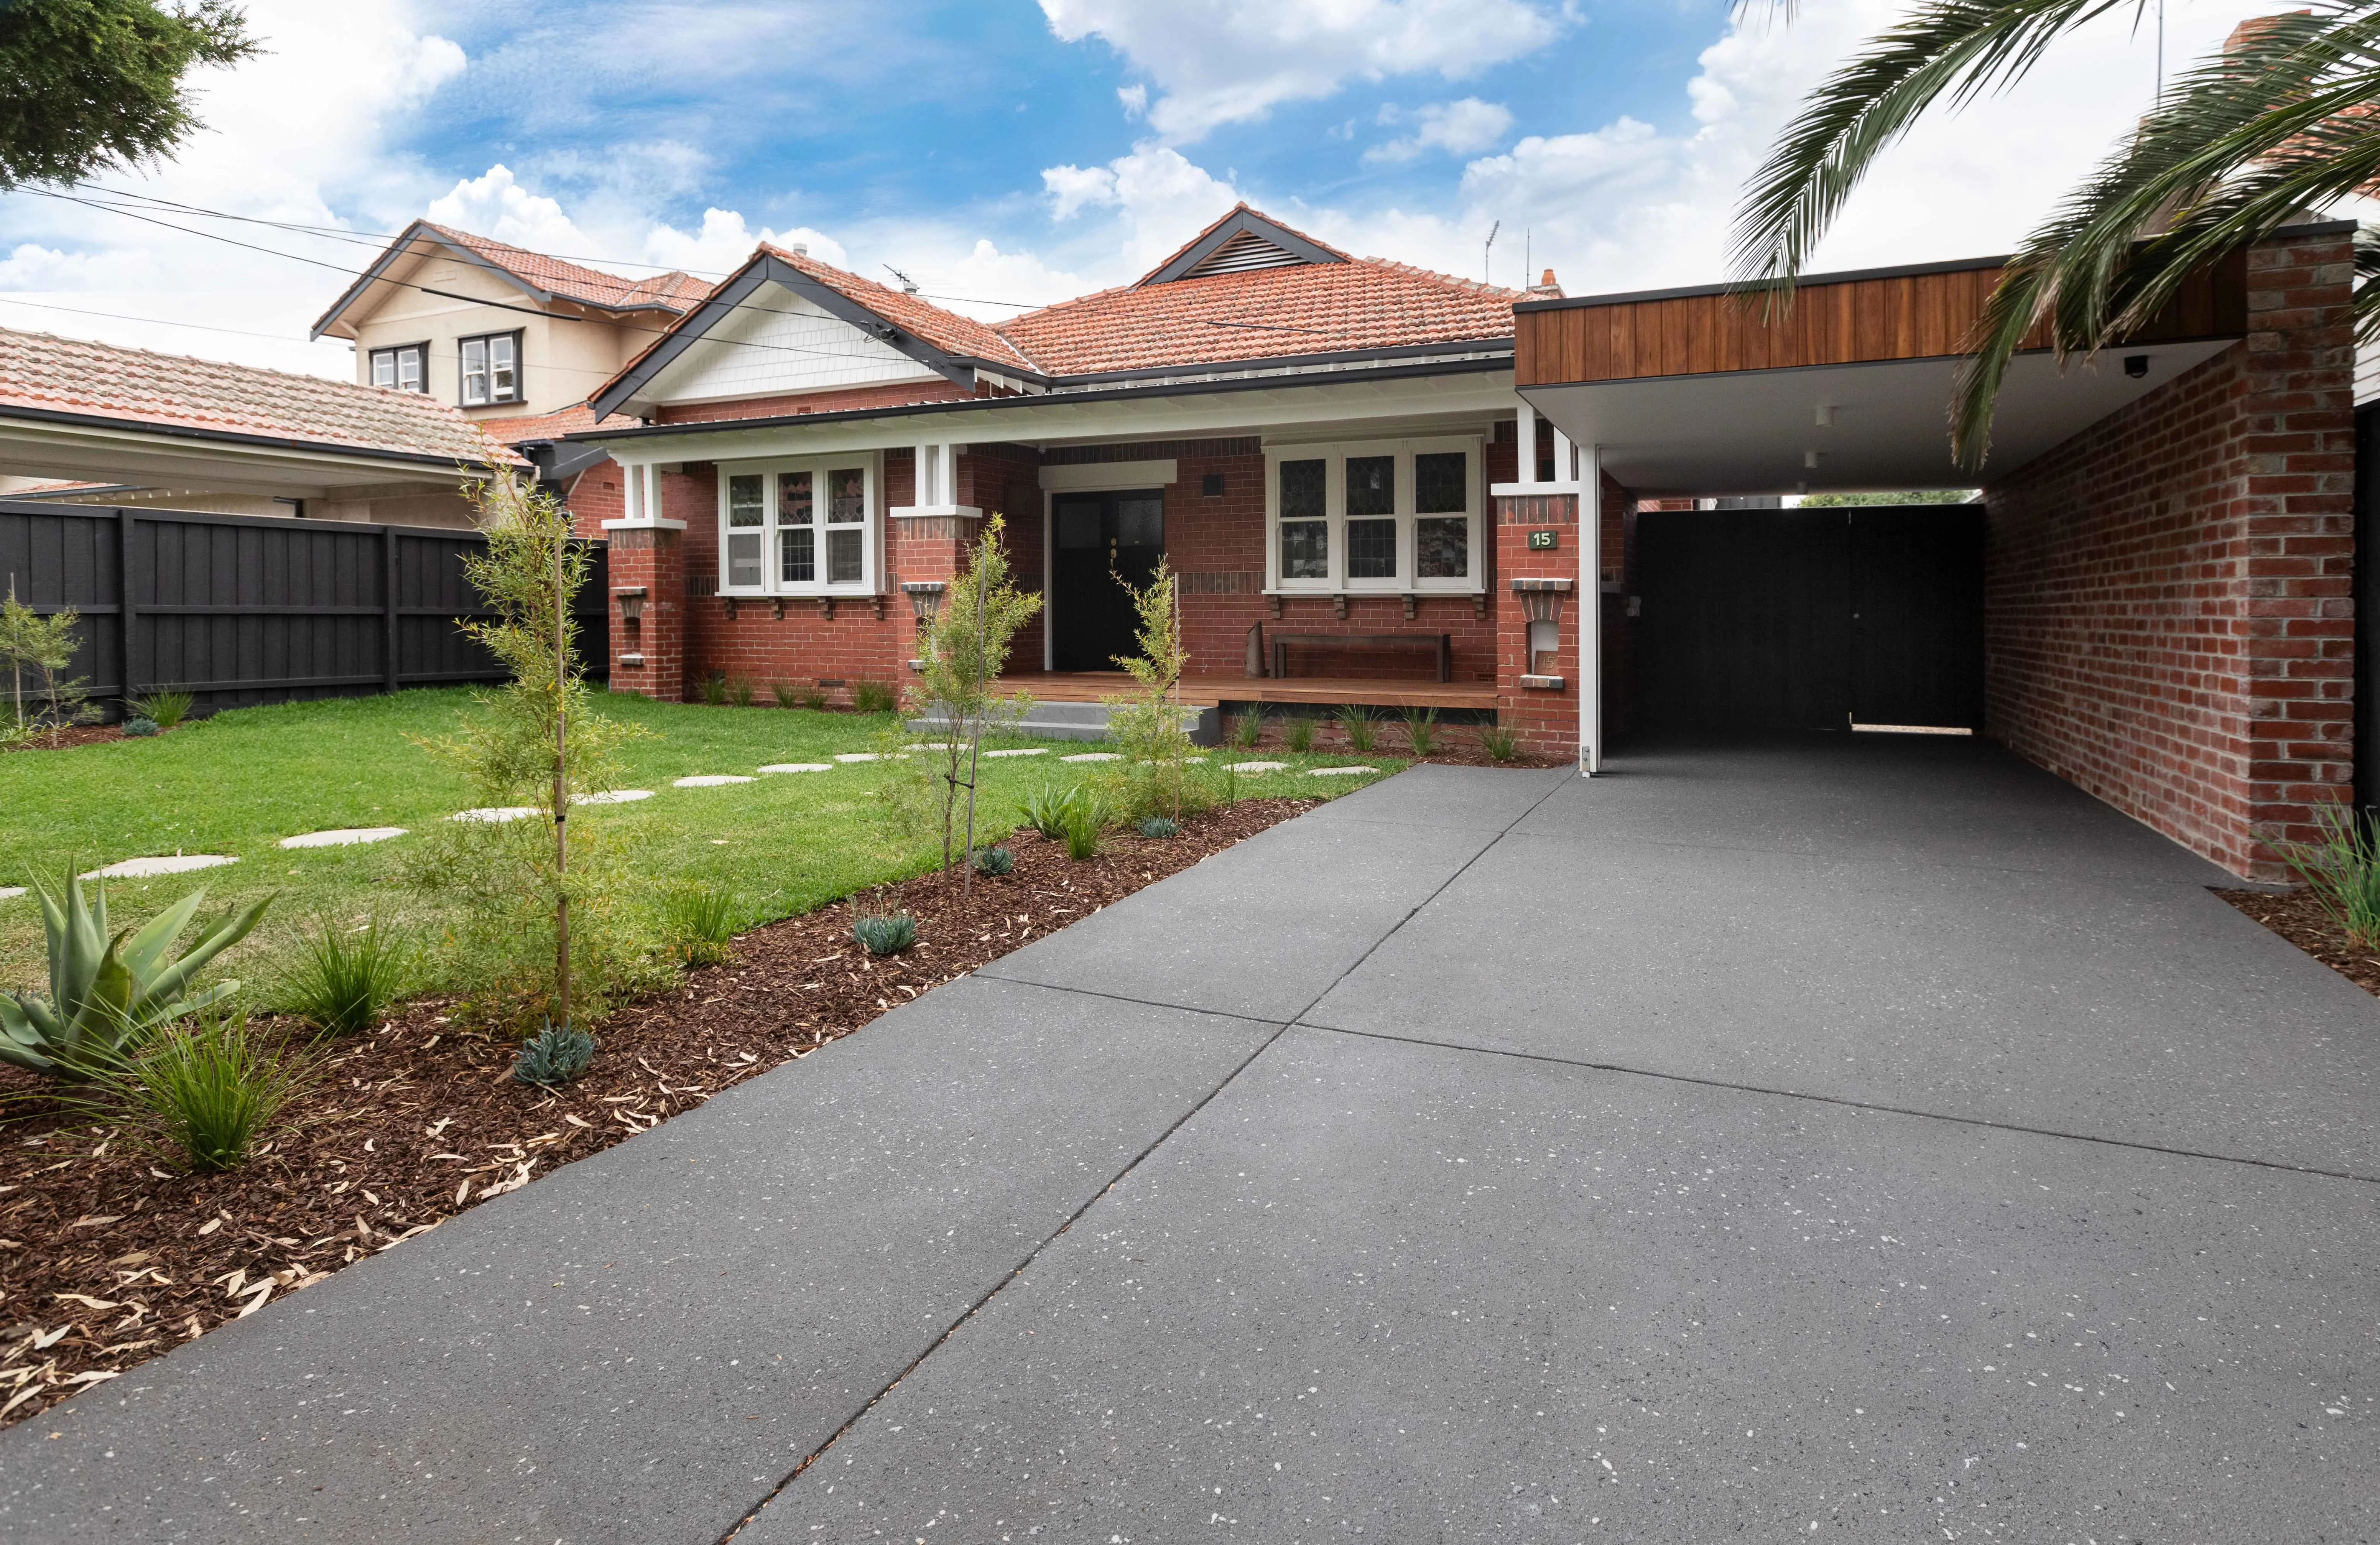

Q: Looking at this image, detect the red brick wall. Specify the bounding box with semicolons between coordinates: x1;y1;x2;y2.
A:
1981;225;2356;879
605;523;684;700
562;458;623;540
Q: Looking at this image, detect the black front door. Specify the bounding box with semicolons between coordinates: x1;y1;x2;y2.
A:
1051;489;1165;670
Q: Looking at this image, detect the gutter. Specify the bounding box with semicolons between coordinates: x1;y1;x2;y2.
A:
0;403;514;472
568;352;1515;446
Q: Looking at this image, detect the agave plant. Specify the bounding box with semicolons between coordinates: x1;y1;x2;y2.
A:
0;872;272;1080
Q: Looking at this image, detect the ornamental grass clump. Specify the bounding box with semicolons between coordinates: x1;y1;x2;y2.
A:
2280;805;2380;951
95;1005;314;1174
1335;706;1379;753
1402;706;1440;757
1059;789;1107;861
1480;720;1519;762
1230;708;1263;749
850;679;898;714
770;680;801;709
1284;715;1316;753
663;883;739;967
729;674;757;708
512;1019;597;1086
280;908;413;1035
699;672;729;707
127;688;193;729
0;870;271;1080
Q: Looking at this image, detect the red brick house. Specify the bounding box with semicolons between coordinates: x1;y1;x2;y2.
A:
567;204;2358;881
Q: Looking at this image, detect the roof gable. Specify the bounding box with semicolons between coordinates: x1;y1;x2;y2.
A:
1137;204;1349;286
311;220;711;340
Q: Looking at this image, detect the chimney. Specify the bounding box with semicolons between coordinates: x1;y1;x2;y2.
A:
1525;268;1564;299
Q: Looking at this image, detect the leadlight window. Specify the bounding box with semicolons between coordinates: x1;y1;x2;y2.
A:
726;474;765;589
720;458;877;595
1279;458;1327;580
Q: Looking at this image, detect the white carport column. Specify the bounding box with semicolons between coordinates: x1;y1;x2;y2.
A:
1579;444;1602;776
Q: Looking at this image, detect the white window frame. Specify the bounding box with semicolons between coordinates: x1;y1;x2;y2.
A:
459;330;522;406
1263;435;1483;595
716;454;880;597
369;342;427;393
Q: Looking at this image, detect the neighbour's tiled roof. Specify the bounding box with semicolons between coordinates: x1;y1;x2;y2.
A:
755;245;1038;369
423;223;712;314
998;207;1520;376
0;326;520;465
477;401;643;443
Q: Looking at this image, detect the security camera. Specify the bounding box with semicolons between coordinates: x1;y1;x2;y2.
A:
2124;354;2150;379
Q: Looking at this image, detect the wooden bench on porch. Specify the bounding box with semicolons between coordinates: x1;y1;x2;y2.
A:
1261;626;1453;684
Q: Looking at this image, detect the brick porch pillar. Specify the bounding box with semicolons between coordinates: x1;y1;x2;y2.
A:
885;446;982;674
1494;491;1580;759
602;517;686;701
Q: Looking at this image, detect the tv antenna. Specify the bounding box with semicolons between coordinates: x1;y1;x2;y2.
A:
884;264;920;294
1484;220;1501;285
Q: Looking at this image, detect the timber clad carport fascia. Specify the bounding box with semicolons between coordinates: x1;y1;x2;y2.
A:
1511;247;2249;386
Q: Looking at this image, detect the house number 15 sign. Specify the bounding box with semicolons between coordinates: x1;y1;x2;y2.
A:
1526;529;1558;551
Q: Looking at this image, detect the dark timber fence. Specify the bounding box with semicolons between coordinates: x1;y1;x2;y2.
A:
0;500;607;719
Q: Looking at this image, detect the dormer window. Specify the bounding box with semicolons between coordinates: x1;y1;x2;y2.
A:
459;331;522;406
369;343;426;393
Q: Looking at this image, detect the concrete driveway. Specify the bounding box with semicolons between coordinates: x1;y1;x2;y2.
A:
4;737;2375;1542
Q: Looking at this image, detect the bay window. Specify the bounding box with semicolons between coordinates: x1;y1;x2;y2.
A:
718;457;878;596
1265;437;1482;592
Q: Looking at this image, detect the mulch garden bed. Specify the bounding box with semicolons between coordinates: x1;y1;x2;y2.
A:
2215;886;2380;998
2;724;128;754
0;796;1314;1430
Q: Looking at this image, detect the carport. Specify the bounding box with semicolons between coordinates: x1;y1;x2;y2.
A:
1507;222;2358;879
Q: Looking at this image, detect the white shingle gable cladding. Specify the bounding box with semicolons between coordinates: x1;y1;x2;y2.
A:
651;283;938;405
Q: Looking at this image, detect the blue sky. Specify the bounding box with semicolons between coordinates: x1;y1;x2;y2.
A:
0;0;2265;377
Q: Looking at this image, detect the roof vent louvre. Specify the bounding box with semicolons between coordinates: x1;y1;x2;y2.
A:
1181;229;1307;278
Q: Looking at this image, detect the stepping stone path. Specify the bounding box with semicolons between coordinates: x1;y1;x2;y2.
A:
1227;761;1289;772
673;775;754;788
572;789;654;805
906;742;954;751
982;748;1047;758
452;807;540;823
759;763;834;773
83;854;238;878
834;753;885;763
1308;766;1378;777
278;827;408;849
0;887;25;901
1060;752;1122;763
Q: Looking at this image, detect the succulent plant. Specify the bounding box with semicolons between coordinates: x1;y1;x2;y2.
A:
512;1019;597;1086
852;907;918;956
1137;816;1179;839
971;846;1015;877
0;872;272;1080
122;717;160;737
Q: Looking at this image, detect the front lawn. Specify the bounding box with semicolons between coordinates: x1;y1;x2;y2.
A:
0;687;1398;994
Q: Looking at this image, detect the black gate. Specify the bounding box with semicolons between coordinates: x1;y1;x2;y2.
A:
0;500;607;718
1634;503;1983;734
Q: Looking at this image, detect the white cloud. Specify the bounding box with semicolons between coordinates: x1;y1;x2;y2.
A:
426;165;592;252
1038;145;1245;276
639;208;845;276
1038;0;1559;140
1117;83;1148;119
1365;98;1515;164
1042;163;1121;222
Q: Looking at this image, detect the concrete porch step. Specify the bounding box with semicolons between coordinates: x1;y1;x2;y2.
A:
909;697;1221;746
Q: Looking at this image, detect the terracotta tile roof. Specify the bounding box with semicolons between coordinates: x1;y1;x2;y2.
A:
0;326;520;465
996;253;1521;377
421;222;712;314
755;245;1038;369
1133;202;1353;285
476;401;643;444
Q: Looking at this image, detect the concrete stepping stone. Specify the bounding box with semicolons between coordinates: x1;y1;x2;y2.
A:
278;827;407;849
1227;761;1289;772
673;775;755;788
1308;765;1378;777
982;748;1048;758
451;806;540;823
0;887;25;901
906;742;954;751
1060;752;1122;763
84;854;238;878
572;789;653;805
759;763;835;774
834;752;886;763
